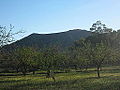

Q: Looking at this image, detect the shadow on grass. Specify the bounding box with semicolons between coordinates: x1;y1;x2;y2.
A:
0;73;30;76
0;79;28;84
1;67;120;90
102;68;120;73
2;75;120;90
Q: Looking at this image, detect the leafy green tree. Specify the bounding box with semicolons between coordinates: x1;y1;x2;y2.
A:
91;43;112;78
12;47;38;75
73;39;92;70
39;47;65;82
73;38;112;78
89;22;120;67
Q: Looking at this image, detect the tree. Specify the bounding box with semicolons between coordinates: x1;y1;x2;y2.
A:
73;38;112;78
90;21;112;34
70;39;91;70
0;24;22;47
91;43;111;78
12;47;38;76
39;47;65;82
89;21;120;68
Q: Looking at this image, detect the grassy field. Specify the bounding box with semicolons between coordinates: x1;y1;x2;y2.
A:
0;66;120;90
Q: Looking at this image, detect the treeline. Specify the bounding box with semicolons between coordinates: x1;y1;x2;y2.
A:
0;21;120;79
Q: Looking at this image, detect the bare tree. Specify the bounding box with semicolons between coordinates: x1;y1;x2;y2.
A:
0;24;23;47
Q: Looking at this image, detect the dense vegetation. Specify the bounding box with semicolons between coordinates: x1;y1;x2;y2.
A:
0;21;120;90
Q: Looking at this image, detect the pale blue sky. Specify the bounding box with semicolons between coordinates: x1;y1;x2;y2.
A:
0;0;120;39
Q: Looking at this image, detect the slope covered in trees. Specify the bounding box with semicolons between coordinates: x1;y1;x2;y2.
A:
5;29;91;50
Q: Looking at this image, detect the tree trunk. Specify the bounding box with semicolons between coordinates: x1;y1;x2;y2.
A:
74;65;78;70
33;71;35;75
46;70;56;82
52;76;56;82
16;68;19;73
46;70;50;78
22;67;27;76
85;66;88;71
100;67;102;71
97;67;100;78
22;71;26;76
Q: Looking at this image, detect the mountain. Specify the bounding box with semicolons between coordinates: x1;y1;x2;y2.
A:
4;29;91;50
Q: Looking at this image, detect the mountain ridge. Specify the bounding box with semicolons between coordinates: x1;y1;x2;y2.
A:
4;29;91;50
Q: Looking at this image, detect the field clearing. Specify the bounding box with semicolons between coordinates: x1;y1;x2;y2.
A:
0;66;120;90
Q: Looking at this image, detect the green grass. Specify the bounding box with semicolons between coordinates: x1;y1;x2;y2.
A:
0;66;120;90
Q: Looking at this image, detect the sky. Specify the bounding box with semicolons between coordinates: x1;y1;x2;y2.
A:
0;0;120;39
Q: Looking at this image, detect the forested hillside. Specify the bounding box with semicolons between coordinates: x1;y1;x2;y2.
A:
5;29;91;49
